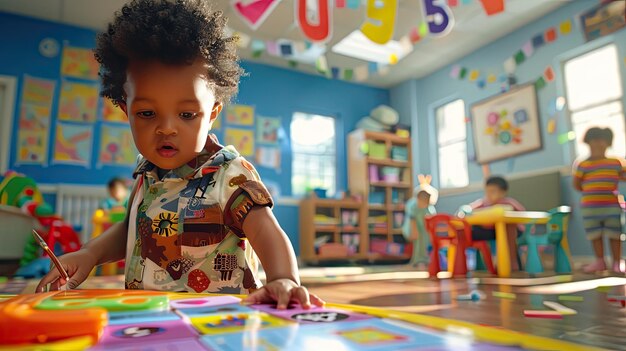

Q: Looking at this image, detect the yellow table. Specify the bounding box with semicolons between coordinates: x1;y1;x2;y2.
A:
464;206;554;278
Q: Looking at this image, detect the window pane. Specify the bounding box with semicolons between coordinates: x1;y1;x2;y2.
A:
291;112;336;197
436;99;466;145
438;141;469;189
571;101;625;158
564;44;622;111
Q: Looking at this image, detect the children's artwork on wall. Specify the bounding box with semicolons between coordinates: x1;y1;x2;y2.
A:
471;83;541;164
255;146;281;170
53;122;93;166
212;114;222;130
102;98;127;123
58;81;99;123
225;128;255;156
60;46;100;80
226;104;255;126
580;0;625;42
98;124;138;167
256;116;281;145
16;76;56;165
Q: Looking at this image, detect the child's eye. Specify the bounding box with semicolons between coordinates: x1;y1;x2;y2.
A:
136;111;155;119
180;112;199;120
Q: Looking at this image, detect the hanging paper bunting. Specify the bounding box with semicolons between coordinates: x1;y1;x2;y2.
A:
409;27;421;43
459;67;468;79
503;57;516;74
232;0;280;30
477;77;486;89
419;22;429;37
522;41;534;58
558;131;575;144
547;119;556;135
448;0;459;7
368;62;378;74
265;40;279;56
378;63;391;76
336;0;346;8
559;19;572;35
423;0;454;36
486;73;497;83
544;27;557;42
288;60;298;68
297;0;331;42
278;40;293;56
532;34;545;49
449;65;461;79
331;67;340;79
399;36;414;55
513;50;525;65
535;76;546;90
468;69;480;82
343;68;354;80
251;40;265;58
354;65;369;81
544;65;555;82
315;55;328;74
479;0;505;16
361;0;398;44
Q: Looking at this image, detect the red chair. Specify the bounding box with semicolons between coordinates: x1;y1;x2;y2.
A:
425;214;496;277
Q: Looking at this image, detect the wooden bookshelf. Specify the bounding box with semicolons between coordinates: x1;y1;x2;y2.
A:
347;129;413;262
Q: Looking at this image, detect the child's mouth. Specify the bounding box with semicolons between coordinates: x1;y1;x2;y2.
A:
157;144;178;158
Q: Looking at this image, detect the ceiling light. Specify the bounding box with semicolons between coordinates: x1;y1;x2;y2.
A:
332;30;410;64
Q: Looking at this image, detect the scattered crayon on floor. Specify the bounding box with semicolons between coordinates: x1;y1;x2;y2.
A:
492;291;516;299
523;310;563;319
543;301;577;315
457;290;481;301
558;295;583;302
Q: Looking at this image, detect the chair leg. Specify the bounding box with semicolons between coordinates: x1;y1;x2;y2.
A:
429;243;440;277
554;244;572;274
477;243;496;275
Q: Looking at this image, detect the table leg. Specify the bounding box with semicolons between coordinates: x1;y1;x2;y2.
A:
495;221;511;277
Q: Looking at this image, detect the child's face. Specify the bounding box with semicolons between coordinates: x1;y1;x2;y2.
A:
587;139;609;157
110;183;128;202
485;184;506;204
121;60;222;170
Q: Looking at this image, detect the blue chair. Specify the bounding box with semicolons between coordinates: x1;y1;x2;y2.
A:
517;206;572;274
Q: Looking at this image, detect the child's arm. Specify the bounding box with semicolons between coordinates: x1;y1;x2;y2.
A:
36;180;137;292
572;161;583;191
242;206;324;309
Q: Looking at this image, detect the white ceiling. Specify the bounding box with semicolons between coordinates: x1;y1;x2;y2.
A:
0;0;568;87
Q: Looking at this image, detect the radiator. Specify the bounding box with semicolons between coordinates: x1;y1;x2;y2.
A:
40;184;108;243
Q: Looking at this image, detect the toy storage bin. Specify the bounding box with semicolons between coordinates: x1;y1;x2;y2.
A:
0;205;36;260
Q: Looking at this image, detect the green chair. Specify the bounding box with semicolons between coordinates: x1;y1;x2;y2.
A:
518;206;572;274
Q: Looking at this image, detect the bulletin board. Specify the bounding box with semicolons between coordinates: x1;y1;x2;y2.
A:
470;83;542;164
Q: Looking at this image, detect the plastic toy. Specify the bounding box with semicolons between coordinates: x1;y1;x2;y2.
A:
90;209;126;276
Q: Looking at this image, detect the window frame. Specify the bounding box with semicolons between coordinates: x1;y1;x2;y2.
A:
562;43;625;160
434;98;469;189
290;111;338;198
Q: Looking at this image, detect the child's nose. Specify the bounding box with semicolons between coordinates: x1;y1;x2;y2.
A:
155;117;178;136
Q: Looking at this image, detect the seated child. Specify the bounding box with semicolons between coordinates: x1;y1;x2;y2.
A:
37;0;323;309
403;177;438;268
99;177;129;210
573;127;625;273
469;176;525;270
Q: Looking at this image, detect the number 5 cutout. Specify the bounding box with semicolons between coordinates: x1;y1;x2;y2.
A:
423;0;454;36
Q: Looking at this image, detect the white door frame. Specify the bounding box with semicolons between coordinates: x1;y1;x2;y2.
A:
0;75;17;174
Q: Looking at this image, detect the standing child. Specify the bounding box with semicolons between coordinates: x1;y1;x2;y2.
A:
403;176;438;268
573;127;625;274
37;0;323;308
99;177;129;210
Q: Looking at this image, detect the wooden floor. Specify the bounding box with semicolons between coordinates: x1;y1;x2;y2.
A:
305;269;626;351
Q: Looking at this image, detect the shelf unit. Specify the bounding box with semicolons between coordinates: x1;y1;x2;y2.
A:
299;195;365;263
348;129;413;261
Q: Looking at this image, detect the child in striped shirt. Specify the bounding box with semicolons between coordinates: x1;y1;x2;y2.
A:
573;127;625;274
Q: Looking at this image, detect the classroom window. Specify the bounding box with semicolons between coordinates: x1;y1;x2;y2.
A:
291;112;336;197
564;44;625;158
436;99;469;189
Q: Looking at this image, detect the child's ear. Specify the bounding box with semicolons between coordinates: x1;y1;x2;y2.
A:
210;102;223;123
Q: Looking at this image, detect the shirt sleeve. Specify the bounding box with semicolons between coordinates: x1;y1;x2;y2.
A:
469;198;484;210
572;160;584;180
506;197;526;211
222;157;273;238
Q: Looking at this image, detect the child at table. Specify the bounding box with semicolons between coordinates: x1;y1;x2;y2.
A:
573;127;625;274
469;176;525;270
403;176;438;269
99;177;129;211
37;0;323;309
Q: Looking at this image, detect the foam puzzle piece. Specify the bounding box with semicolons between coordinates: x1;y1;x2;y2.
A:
98;319;199;346
169;295;241;309
0;292;107;344
190;311;293;335
253;303;373;324
88;338;207;351
200;318;460;351
176;303;256;318
0;336;94;351
108;310;181;325
36;294;168;312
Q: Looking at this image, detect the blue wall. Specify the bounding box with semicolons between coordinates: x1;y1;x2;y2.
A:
0;12;390;255
391;0;626;256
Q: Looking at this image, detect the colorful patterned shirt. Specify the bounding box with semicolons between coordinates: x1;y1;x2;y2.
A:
574;158;625;208
124;134;272;294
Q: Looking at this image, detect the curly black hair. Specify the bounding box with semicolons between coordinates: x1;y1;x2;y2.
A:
583;127;613;145
94;0;243;105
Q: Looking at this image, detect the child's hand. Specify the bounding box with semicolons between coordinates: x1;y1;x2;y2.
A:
243;278;325;309
35;249;98;292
